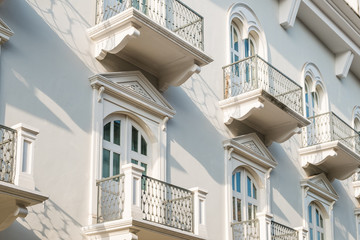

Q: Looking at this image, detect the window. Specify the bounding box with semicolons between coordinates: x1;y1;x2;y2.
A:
232;168;258;222
304;79;320;118
102;115;150;179
308;203;325;240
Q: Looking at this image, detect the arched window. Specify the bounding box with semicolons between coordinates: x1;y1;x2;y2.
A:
304;78;320;118
232;168;258;222
230;22;241;64
308;202;325;240
102;114;150;178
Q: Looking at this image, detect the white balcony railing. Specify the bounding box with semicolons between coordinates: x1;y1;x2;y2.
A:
223;55;304;115
0;124;16;183
96;168;194;232
96;0;204;50
232;219;260;240
271;221;298;240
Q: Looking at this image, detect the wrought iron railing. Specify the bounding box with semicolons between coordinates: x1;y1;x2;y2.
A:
232;219;260;240
223;55;303;115
96;174;125;223
0;125;16;183
96;0;204;50
141;175;193;232
271;221;298;240
302;112;360;155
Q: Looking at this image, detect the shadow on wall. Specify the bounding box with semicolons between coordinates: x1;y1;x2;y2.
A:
25;0;100;73
332;179;357;240
0;0;93;133
268;137;305;227
163;73;229;186
0;198;84;240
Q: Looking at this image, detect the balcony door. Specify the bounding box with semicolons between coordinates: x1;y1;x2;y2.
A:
308;203;325;240
305;81;321;145
232;169;258;222
102;115;150;178
229;22;257;97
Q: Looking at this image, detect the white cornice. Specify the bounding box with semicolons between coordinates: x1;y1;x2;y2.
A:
223;133;278;170
89;71;176;118
301;173;339;202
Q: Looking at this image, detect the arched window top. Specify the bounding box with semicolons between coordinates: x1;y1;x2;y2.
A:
302;63;329;116
228;3;267;59
352;106;360;131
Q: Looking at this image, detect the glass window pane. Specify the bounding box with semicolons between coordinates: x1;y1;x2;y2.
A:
131;159;138;165
113;153;120;176
113;120;121;145
232;197;236;221
236;172;241;193
320;215;323;228
253;184;257;199
253;205;257;219
308;205;312;223
248;203;252;220
321;233;324;240
317;231;320;240
310;228;313;240
131;126;139;152
247;176;251;197
232;174;235;191
102;149;110;178
237;198;241;221
316;209;319;226
103;122;111;142
141;135;147;155
140;162;147;176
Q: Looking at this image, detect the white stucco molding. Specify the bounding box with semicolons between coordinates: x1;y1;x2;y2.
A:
301;62;330;113
0;18;14;44
227;3;268;60
300;173;338;240
89;71;176;119
278;0;301;29
12;123;40;190
352;105;360;129
335;50;354;79
224;133;277;240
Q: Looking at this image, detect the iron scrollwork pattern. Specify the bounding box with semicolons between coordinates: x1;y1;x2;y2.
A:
141;175;194;232
96;0;204;50
302;111;360;154
0;125;16;183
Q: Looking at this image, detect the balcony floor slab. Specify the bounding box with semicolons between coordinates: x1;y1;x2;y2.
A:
219;89;310;146
299;141;360;181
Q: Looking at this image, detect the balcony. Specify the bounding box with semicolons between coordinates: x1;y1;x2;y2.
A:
87;0;213;91
219;55;310;146
231;219;299;240
83;164;207;240
299;112;360;181
0;124;48;231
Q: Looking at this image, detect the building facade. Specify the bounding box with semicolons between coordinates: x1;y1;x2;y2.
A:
1;0;360;239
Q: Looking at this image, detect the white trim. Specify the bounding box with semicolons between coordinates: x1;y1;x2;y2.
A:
11;123;39;190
